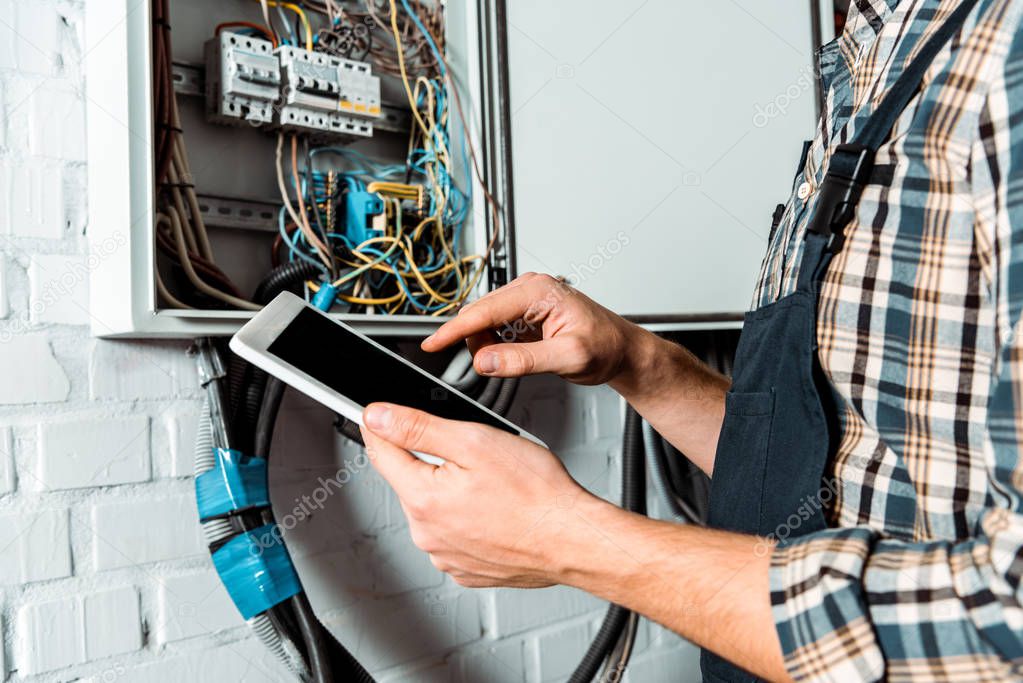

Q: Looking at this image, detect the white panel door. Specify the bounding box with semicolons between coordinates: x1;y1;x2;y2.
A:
507;0;820;321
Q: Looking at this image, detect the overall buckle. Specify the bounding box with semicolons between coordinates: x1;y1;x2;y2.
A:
806;143;875;252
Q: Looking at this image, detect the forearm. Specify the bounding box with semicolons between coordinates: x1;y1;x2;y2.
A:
553;496;791;682
609;326;728;474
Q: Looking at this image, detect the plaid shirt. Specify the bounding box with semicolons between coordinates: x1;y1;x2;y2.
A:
758;0;1023;680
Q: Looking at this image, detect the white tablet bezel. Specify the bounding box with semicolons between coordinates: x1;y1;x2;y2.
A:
230;292;546;463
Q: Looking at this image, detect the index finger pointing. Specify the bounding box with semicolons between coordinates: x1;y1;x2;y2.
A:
421;278;551;352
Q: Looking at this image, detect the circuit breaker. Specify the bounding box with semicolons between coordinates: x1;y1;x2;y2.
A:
204;31;280;126
275;46;379;137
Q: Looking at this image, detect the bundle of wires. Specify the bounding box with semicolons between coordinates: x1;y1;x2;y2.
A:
568;407;646;683
276;0;498;316
158;0;501;316
278;133;483;316
196;265;378;683
152;0;261;311
571;332;735;681
311;0;445;76
643;329;736;528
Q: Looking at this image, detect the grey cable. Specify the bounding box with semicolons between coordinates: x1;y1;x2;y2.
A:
476;376;502;408
490;377;519;416
440;347;474;384
643;421;700;524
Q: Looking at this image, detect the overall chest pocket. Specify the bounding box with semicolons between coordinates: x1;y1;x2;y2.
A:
707;390;776;535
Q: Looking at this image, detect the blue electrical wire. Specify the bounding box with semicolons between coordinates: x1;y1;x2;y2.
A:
278;207;329;273
400;0;445;76
274;5;487;313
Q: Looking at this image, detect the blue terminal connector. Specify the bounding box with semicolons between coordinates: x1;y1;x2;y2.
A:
311;283;338;311
344;190;384;245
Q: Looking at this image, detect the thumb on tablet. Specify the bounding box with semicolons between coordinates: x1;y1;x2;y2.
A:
360;421;433;494
363;403;483;467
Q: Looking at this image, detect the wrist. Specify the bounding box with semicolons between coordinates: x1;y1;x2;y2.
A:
544;494;642;592
609;326;688;401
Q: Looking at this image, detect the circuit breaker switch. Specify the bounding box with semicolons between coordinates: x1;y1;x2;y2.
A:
276;46;374;137
338;60;382;121
204;32;280;126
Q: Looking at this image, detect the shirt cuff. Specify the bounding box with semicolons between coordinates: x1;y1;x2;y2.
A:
769;527;885;682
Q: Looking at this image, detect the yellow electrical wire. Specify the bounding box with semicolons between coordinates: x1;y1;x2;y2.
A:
255;0;313;50
347;234;453;304
306;280;406;306
366;182;423;207
388;0;432;142
336;253;480;280
332;198;404;287
276;1;487;315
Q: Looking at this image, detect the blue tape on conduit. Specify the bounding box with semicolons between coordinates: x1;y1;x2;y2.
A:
212;523;302;620
195;448;269;521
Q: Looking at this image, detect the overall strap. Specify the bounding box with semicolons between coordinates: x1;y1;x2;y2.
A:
799;0;981;293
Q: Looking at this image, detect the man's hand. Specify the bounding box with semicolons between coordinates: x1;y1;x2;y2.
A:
359;401;599;588
424;272;731;475
360;401;792;681
423;272;642;386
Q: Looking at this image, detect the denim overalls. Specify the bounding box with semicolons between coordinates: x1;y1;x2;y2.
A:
699;2;980;680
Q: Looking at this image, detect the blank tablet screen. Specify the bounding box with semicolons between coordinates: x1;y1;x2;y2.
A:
267;307;514;433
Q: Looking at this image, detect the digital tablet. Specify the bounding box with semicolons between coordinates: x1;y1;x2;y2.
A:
230;292;545;464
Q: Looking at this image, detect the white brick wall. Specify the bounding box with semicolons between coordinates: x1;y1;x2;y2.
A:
35;415;150;490
0;1;700;681
16;587;142;675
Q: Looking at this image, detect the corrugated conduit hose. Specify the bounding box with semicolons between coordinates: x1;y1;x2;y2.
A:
193;394;308;680
568;405;646;683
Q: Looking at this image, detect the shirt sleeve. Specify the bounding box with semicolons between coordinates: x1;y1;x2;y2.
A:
768;12;1023;683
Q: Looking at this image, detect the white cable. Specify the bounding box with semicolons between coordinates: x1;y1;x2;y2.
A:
194;397;236;546
193;390;305;681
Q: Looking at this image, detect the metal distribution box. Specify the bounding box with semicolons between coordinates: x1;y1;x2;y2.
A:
84;0;824;337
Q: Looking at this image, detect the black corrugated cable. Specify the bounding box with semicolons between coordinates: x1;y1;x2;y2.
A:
253;260;322;306
659;436;710;524
600;611;640;682
292;592;333;683
568;406;646;683
490;377;520;416
333;415;365;446
236;261;322;453
476;375;502;408
252;374;375;682
254;378;287;458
